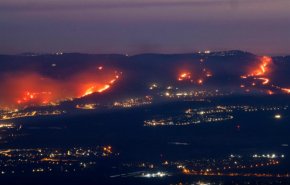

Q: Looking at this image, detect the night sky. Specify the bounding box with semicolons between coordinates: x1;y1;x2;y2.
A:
1;0;290;55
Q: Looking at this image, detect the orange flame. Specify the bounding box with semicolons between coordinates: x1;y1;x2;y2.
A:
80;72;120;97
17;91;53;105
281;88;290;94
257;77;270;85
0;67;122;109
178;72;191;81
250;56;272;77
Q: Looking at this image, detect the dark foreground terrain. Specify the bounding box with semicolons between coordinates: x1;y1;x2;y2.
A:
1;95;290;184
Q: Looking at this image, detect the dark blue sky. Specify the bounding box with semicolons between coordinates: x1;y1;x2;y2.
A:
1;0;290;55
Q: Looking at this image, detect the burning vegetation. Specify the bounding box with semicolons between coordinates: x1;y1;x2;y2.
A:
0;67;121;109
241;56;290;94
177;69;212;85
178;72;191;81
1;53;290;110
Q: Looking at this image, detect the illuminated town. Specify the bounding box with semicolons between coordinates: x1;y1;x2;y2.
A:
0;146;116;175
112;96;153;108
144;105;288;127
0;109;65;121
107;152;289;183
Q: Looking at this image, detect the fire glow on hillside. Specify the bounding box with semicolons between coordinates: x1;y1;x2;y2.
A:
241;56;290;94
0;67;121;109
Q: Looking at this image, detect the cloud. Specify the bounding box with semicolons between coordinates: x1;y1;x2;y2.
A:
0;0;272;12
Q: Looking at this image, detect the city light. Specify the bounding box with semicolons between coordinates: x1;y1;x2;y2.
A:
274;114;282;119
140;171;168;178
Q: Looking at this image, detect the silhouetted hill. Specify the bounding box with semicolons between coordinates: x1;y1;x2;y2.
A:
1;50;290;107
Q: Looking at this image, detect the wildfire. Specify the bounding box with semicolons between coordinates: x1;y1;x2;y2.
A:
17;91;53;105
98;85;110;93
178;72;191;81
82;86;95;97
177;67;212;85
82;84;112;97
80;72;121;97
250;56;272;77
256;77;270;85
0;67;122;109
281;88;290;94
240;56;274;93
241;56;290;95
